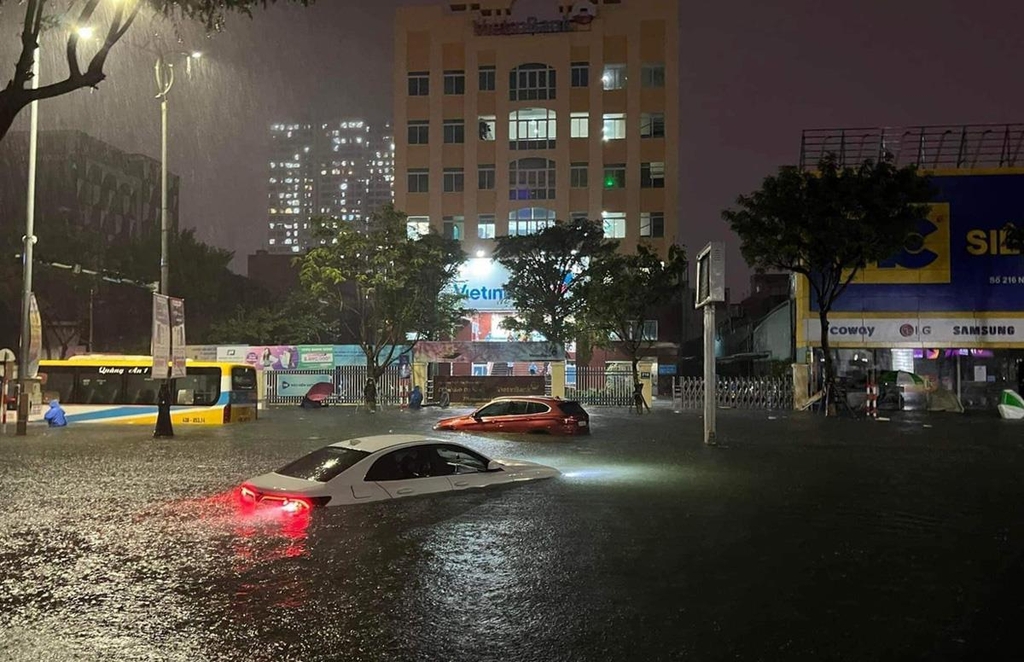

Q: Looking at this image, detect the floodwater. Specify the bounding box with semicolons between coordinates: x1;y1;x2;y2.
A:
2;406;1024;661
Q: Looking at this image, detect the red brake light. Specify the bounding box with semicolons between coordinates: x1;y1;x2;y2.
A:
240;485;257;503
281;498;311;515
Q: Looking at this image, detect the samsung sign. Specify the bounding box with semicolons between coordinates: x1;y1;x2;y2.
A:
453;258;514;311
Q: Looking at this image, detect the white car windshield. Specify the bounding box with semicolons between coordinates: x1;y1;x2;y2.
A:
276;447;370;482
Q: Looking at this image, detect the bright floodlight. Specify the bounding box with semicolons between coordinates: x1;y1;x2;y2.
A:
76;26;95;40
475;249;486;258
190;51;203;59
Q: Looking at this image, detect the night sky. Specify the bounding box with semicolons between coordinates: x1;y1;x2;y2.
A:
3;0;1023;296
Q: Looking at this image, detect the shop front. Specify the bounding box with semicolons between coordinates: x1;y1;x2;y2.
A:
796;170;1024;412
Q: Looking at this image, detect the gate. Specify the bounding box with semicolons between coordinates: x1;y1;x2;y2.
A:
265;365;403;406
673;376;793;411
565;366;634;406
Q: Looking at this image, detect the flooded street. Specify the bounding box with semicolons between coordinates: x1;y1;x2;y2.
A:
2;407;1024;660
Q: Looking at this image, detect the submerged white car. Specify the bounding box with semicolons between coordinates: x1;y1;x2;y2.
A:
239;434;559;513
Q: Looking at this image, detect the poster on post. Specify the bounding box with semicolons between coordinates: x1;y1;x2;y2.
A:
169;297;187;379
151;294;171;379
27;294;42;379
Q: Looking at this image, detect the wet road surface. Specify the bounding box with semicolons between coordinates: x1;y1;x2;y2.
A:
2;406;1024;661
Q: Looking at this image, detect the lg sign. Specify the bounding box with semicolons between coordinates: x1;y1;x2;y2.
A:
899;324;931;337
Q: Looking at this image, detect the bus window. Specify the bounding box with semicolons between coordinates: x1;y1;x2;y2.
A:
175;368;220;406
77;370;124;404
231;367;257;391
125;372;161;405
40;368;75;403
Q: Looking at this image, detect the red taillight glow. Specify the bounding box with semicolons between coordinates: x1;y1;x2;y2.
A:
240;485;257;502
281;499;310;515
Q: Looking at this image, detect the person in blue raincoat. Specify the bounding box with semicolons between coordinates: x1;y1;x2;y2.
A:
409;385;424;410
44;400;67;427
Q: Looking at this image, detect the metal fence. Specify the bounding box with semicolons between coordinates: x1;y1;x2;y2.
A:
565;367;635;406
265;365;404;406
673;376;793;411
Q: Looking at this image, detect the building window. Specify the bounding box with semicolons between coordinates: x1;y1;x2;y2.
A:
508;207;556;236
408;168;429;193
479;65;496;91
443;119;465;144
444;70;465;95
478;115;496;141
509;62;556;101
603;163;626;189
443;167;464;192
570;112;589;138
408;71;429;96
640;161;665;188
570;162;588;188
640;112;666;138
640;212;665;238
478;214;496;239
602;64;626;90
643;320;658;341
602;113;626;140
570;211;589;222
641;63;665;88
571;62;589;87
408;120;429;144
601;211;626;238
407;216;430;238
509;157;556;200
509;108;556;150
443;215;464;240
478;163;496;190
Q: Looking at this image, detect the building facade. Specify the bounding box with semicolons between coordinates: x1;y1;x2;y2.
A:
0;129;180;244
797;123;1024;411
266;121;395;253
393;0;678;251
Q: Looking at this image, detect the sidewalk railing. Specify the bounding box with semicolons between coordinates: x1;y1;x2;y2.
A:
674;376;793;411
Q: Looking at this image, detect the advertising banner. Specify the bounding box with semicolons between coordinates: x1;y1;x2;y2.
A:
185;345;218;362
151;294;170;379
451;258;515;312
169;297;186;379
277;374;333;398
297;345;335;369
331;345;410;367
217;346;298;370
432;376;545;403
27;294;41;379
415;341;565;363
800;172;1024;348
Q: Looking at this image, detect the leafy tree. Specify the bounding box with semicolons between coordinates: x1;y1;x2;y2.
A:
722;154;931;408
0;0;312;143
587;243;687;384
493;217;617;352
298;206;466;379
207;291;335;345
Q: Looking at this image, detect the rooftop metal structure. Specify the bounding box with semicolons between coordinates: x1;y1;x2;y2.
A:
799;123;1024;170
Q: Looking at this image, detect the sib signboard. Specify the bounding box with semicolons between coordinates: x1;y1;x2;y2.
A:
798;171;1024;348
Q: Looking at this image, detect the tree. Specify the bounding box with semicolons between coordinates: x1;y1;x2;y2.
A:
723;154;932;409
0;0;311;143
298;206;466;379
206;291;335;345
587;243;687;384
493;218;617;352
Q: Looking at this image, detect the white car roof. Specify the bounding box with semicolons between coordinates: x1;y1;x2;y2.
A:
328;434;440;454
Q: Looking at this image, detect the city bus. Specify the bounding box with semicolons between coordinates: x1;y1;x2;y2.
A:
35;355;258;425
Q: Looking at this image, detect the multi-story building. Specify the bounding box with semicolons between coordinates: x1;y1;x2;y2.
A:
0;129;179;244
266;121;395;253
393;0;678;252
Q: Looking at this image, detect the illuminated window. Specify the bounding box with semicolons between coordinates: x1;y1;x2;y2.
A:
571;62;589;87
509;108;556;150
478;115;496;141
640;162;665;188
407;216;430;238
477;214;496;239
602;113;626;140
509;63;556;101
601;211;626;238
508;207;556;236
443;216;465;240
509;158;556;200
602;64;626;90
570;112;589;138
603;163;626;189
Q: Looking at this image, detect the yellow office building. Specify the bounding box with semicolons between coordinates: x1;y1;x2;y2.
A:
393;0;679;254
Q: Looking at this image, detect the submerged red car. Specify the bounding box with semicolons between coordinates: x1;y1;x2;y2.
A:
433;396;590;435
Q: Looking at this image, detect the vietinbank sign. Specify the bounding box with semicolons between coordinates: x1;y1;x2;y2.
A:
452;258;515;311
804;317;1022;346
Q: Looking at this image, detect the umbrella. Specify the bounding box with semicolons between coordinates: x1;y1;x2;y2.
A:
304;381;334;404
